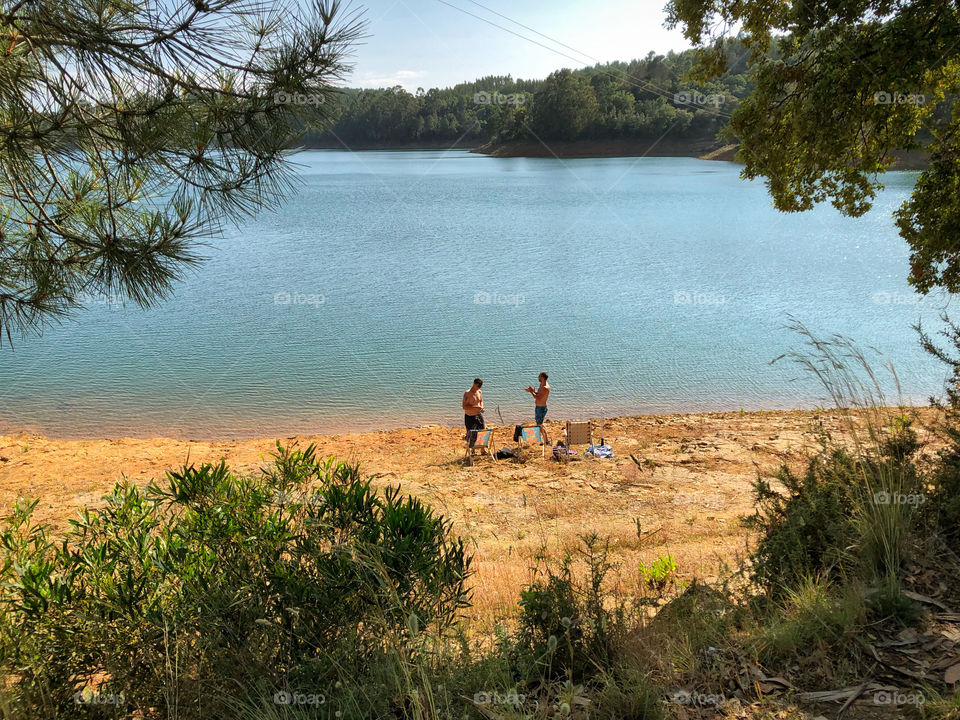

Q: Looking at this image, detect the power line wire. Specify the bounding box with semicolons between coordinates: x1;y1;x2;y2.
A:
433;0;735;119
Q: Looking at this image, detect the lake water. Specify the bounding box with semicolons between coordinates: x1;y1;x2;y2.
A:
0;151;952;439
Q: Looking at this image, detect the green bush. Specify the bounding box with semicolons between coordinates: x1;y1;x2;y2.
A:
515;534;626;683
746;414;924;600
745;446;861;595
647;579;741;653
0;444;471;719
752;320;938;631
929;443;960;548
911;315;960;549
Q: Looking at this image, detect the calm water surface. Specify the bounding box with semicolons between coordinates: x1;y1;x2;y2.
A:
0;151;951;438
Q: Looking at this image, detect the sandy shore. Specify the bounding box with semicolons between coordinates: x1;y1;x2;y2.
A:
0;408;941;626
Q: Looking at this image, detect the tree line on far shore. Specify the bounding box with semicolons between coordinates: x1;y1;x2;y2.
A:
302;42;751;148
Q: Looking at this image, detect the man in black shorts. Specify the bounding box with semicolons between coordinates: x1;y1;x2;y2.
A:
462;377;485;447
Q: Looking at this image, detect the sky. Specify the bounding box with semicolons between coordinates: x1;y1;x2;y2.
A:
342;0;695;90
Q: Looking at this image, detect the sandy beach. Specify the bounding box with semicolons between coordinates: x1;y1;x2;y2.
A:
0;407;941;627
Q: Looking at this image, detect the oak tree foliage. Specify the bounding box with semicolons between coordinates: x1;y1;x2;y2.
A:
666;0;960;292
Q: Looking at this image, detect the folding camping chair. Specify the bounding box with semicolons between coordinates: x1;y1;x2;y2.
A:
516;425;546;458
557;420;593;462
464;428;496;463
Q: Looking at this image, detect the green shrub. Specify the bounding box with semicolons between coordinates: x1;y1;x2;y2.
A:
748;321;941;646
648;579;741;651
0;444;472;719
515;534;627;683
746;415;926;601
929;443;960;548
908;315;960;548
628;579;744;688
745;446;860;595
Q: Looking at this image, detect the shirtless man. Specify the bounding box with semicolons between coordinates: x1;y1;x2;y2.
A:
462;378;485;447
525;372;550;441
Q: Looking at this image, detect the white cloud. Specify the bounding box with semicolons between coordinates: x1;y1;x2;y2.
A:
356;70;427;90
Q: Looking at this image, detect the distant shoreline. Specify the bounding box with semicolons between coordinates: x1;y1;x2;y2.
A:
301;138;727;159
471;138;727;159
300;141;929;168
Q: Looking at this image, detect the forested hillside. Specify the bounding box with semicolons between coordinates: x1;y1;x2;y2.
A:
302;42;751;151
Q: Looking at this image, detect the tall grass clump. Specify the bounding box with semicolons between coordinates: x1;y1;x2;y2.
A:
750;319;927;619
0;444;471;719
748;576;868;686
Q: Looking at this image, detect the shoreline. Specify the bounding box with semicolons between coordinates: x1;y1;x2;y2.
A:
298;142;929;168
0;403;932;443
300;139;727;159
471;137;726;159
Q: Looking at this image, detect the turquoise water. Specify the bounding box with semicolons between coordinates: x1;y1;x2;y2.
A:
0;151;951;438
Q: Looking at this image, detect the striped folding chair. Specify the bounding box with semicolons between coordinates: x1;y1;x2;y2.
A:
464;428;496;463
557;420;593;462
565;421;592;447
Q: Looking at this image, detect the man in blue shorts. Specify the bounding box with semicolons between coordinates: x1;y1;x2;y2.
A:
525;372;550;442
